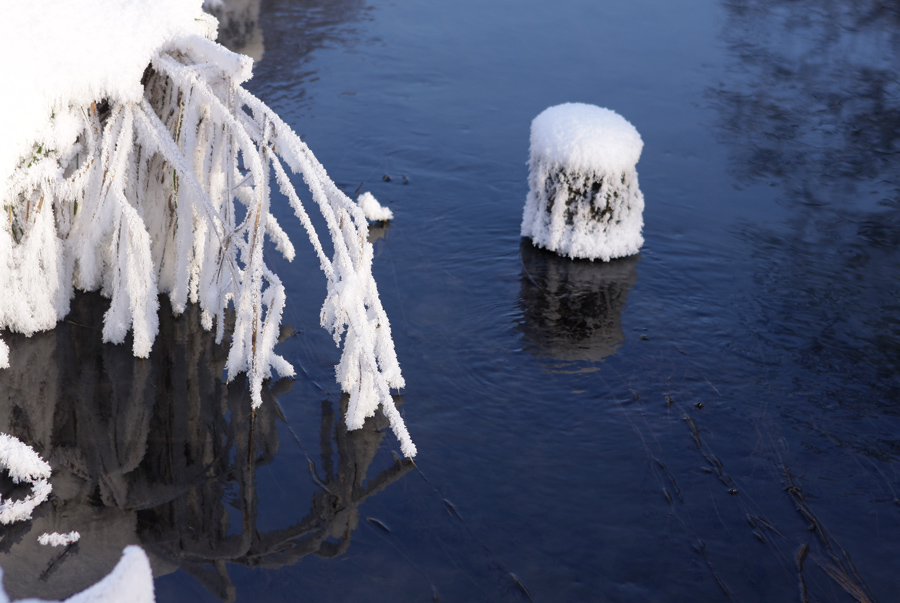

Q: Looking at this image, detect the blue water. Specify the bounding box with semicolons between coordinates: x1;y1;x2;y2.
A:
2;0;899;601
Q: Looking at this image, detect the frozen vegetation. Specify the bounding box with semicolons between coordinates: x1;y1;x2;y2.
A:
0;0;414;456
0;434;52;525
521;103;644;261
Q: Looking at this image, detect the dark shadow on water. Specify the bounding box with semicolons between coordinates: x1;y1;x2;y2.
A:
712;0;900;198
517;239;639;368
0;293;411;602
242;0;373;113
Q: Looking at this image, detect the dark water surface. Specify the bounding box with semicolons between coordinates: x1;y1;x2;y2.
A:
3;0;900;601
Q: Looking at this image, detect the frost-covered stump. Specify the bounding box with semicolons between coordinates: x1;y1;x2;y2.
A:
521;103;644;261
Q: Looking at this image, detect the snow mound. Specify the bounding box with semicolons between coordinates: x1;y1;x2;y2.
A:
0;433;52;525
0;0;217;188
529;103;643;173
357;192;394;222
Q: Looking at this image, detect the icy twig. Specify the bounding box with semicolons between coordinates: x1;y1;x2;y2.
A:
38;532;81;547
0;433;52;525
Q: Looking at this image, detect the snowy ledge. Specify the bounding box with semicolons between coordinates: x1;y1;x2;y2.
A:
0;1;415;457
0;0;217;186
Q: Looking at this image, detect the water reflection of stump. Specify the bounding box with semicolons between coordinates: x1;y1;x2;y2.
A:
0;293;411;602
518;239;639;363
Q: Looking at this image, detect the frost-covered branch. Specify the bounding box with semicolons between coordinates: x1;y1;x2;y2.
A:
0;1;414;456
0;433;52;524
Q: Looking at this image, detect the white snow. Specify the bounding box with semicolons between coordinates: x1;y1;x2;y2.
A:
0;434;50;484
0;2;415;457
0;0;211;188
528;103;643;173
0;434;52;525
357;192;394;222
521;103;645;261
38;532;81;547
0;545;155;603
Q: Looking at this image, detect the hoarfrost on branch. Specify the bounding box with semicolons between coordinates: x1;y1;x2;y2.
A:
0;433;52;525
38;532;81;547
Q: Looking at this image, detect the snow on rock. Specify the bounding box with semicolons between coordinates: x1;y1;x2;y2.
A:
521;103;645;261
357;192;394;222
0;434;49;484
38;532;81;547
0;546;154;603
0;433;52;525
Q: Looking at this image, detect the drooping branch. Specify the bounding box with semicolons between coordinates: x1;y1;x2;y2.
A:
0;15;415;456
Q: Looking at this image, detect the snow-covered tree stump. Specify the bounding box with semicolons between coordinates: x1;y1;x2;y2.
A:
521;103;645;261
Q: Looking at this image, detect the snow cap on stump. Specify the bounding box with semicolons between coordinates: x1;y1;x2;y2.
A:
521;103;645;261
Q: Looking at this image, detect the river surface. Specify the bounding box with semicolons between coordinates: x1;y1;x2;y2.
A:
3;0;900;601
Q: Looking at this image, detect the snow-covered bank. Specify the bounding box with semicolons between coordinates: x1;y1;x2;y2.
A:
0;1;414;456
0;433;51;525
0;0;210;188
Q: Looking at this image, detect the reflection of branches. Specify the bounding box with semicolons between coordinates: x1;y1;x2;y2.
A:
715;0;900;406
714;0;900;195
0;293;411;602
739;207;900;412
517;240;639;365
260;0;369;52
144;392;413;602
